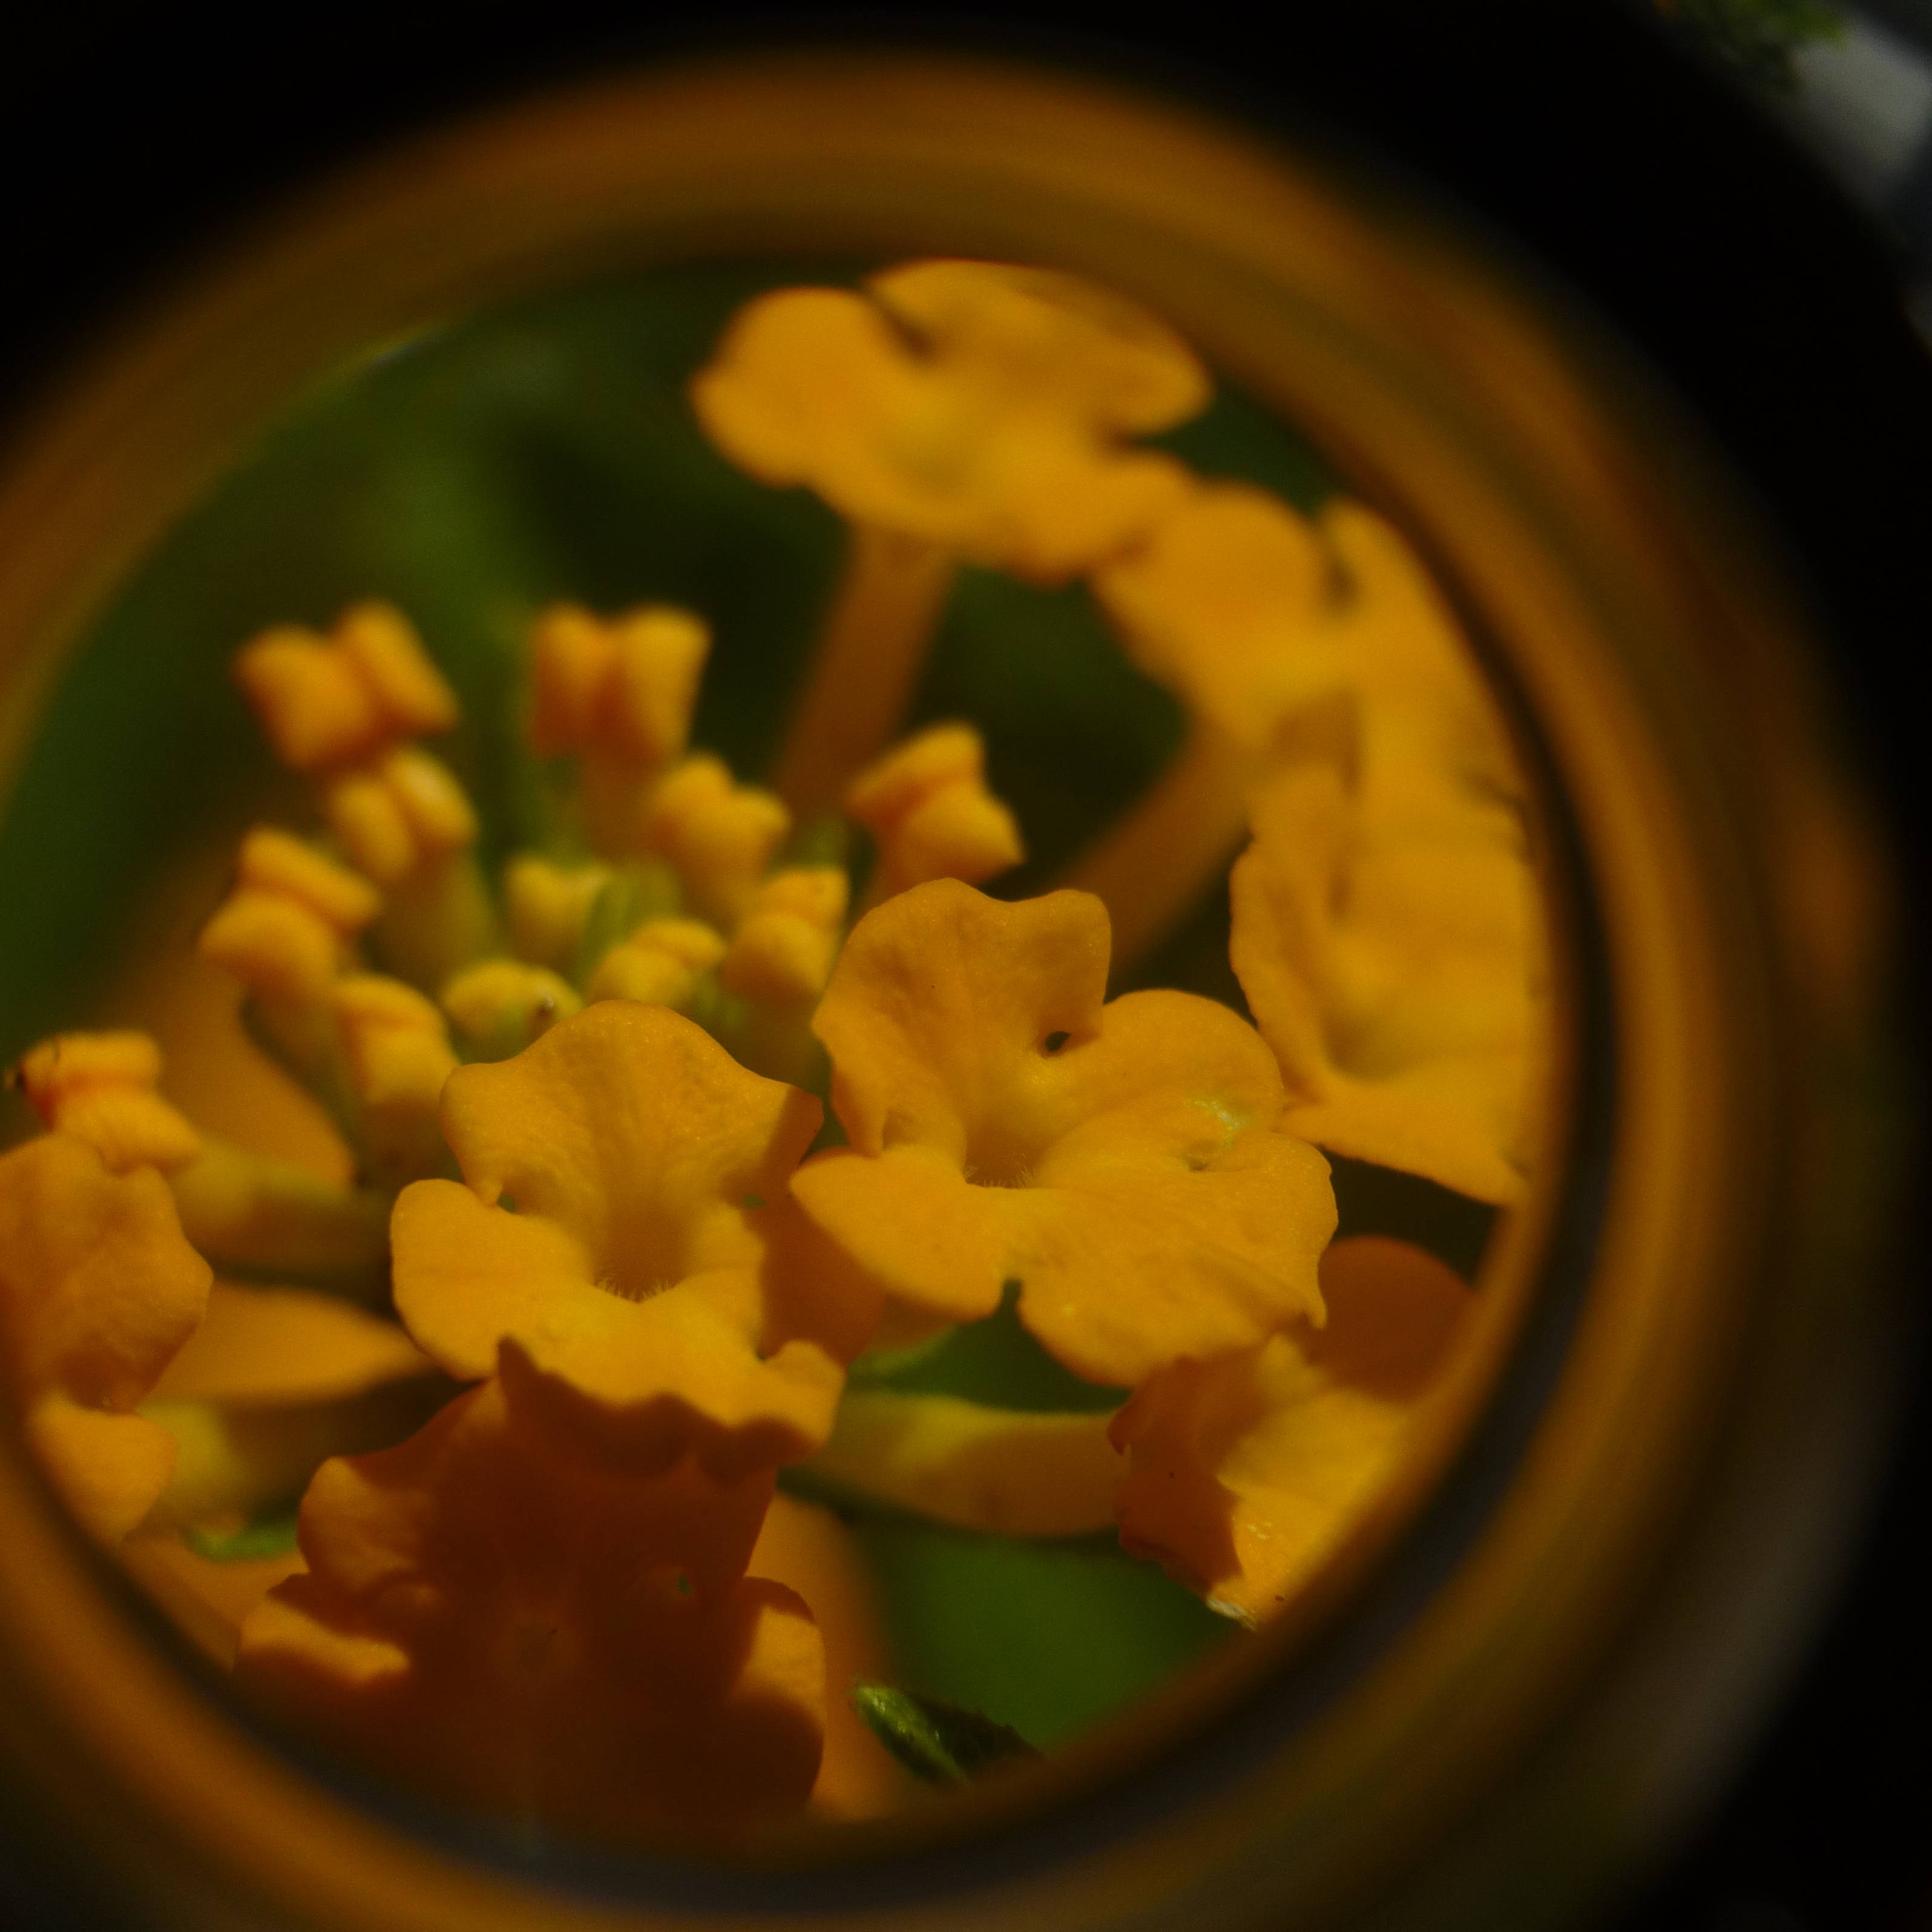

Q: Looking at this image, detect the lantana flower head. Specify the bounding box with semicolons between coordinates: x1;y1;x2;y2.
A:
691;258;1209;582
235;1365;824;1838
392;1000;880;1475
790;880;1336;1388
0;1134;211;1540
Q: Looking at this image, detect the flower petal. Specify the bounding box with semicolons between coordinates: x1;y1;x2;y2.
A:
1013;1126;1333;1387
1112;1236;1470;1623
236;1375;823;1837
0;1135;211;1411
150;1282;432;1405
789;1146;1008;1325
25;1397;179;1543
1230;759;1540;1204
812;881;1109;1160
435;1002;818;1292
805;1392;1120;1537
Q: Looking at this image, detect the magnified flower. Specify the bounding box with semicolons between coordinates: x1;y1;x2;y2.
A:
234;1365;824;1837
0;1134;211;1541
1230;757;1541;1204
1111;1235;1472;1624
391;1000;878;1475
791;879;1335;1387
692;258;1210;812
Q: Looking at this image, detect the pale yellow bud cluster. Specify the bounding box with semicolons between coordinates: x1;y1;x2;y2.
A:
13;1031;203;1175
846;724;1024;900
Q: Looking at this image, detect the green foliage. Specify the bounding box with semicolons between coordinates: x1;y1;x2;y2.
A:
850;1684;1040;1784
852;1517;1230;1747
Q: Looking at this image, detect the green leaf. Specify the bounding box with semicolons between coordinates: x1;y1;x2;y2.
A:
850;1683;1040;1784
185;1506;302;1562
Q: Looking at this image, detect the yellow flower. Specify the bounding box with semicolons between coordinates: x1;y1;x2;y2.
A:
13;1030;203;1174
1230;758;1540;1204
390;1001;879;1476
790;881;1335;1387
691;259;1209;582
233;602;457;775
321;745;479;889
1111;1235;1471;1624
1093;485;1520;797
845;723;1025;900
0;1135;211;1541
528;602;709;767
1093;482;1543;1202
234;1367;824;1838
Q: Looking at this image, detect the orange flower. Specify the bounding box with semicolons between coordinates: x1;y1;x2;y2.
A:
1229;758;1541;1204
235;1368;824;1838
0;1135;211;1540
329;976;459;1188
1112;1235;1471;1624
692;260;1208;582
1093;486;1521;796
391;1002;879;1476
585;916;726;1011
502;854;611;975
790;881;1335;1388
197;827;381;1014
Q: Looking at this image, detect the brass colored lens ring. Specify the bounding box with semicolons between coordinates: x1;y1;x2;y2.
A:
0;51;1902;1932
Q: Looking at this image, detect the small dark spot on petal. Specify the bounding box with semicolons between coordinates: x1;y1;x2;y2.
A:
1042;1030;1070;1054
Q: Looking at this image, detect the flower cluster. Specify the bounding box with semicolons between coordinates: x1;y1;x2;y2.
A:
0;258;1544;1838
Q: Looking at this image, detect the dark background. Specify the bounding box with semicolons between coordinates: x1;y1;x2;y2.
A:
4;4;1927;1928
